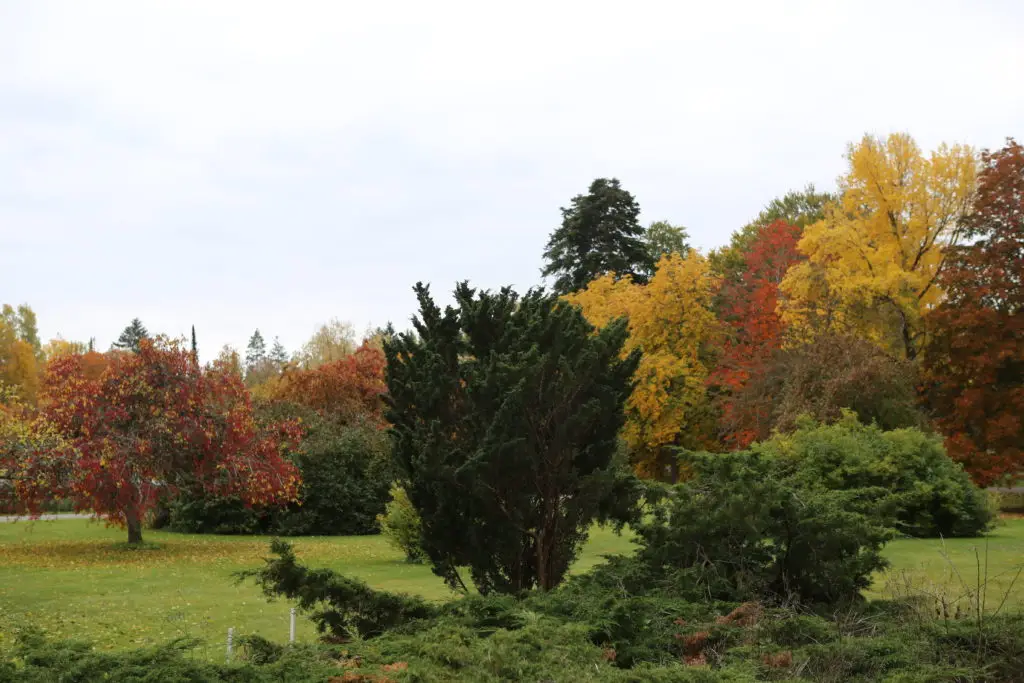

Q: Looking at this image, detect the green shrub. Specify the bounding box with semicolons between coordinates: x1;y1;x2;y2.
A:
377;483;426;562
635;450;893;604
759;412;994;538
168;410;397;537
167;494;268;535
274;421;395;536
0;630;340;682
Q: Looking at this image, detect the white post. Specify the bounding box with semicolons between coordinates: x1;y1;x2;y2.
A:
289;608;296;643
226;627;234;663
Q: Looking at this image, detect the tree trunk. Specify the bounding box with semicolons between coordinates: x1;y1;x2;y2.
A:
126;508;144;545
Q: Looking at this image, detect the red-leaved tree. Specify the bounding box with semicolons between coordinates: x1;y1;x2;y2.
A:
923;139;1024;485
7;339;301;543
709;219;804;447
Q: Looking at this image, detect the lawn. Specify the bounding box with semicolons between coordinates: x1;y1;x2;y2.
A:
1;518;1022;662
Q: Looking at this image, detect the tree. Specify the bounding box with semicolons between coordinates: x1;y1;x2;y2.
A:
213;344;243;379
271;342;387;425
779;134;976;359
296;319;356;369
644;220;690;265
11;339;302;544
708;185;832;285
728;333;927;445
43;337;88;360
0;308;40;405
385;282;640;593
269;337;288;367
190;326;198;363
923;139;1024;485
567;252;719;478
246;329;267;369
2;304;42;362
541;178;654;294
112;318;149;353
0;338;39;406
709;220;805;448
245;329;277;387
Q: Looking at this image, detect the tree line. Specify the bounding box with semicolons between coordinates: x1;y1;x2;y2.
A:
0;132;1020;552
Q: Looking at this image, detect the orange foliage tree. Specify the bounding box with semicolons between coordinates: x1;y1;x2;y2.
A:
269;342;387;425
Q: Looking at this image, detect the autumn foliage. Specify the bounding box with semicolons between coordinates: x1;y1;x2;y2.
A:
268;342;387;425
709;219;803;448
779;134;976;359
2;339;301;543
567;252;719;478
923;140;1024;485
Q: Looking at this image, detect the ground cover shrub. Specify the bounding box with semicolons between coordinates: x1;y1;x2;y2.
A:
758;412;994;538
0;629;341;682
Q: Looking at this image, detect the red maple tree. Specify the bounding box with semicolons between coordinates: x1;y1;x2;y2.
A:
709;219;804;448
8;339;301;543
923;139;1024;486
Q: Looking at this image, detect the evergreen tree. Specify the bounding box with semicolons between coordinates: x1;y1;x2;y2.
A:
385;282;641;593
191;325;198;362
113;318;149;353
88;337;95;353
245;329;267;370
541;178;654;295
269;337;288;367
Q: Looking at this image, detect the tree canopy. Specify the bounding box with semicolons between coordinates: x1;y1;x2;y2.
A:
923;139;1024;485
541;178;654;295
567;252;719;478
779;134;976;359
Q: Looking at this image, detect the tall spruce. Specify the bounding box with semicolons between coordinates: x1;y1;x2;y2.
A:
384;282;641;593
245;329;267;369
190;325;198;362
269;337;288;367
113;318;149;353
542;178;654;295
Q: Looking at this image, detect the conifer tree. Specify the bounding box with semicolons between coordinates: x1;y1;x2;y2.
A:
113;318;149;353
269;337;288;367
542;178;654;295
245;329;267;370
385;282;641;593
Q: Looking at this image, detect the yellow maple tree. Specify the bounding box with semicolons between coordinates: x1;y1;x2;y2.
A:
778;133;976;359
567;252;719;479
0;319;39;406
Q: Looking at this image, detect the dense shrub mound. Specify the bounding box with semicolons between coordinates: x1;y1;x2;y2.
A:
633;449;893;605
169;410;397;537
756;413;994;538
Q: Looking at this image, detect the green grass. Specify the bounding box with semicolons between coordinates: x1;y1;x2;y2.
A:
2;518;1022;661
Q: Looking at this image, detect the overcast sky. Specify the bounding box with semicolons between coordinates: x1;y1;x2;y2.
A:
1;1;1022;362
